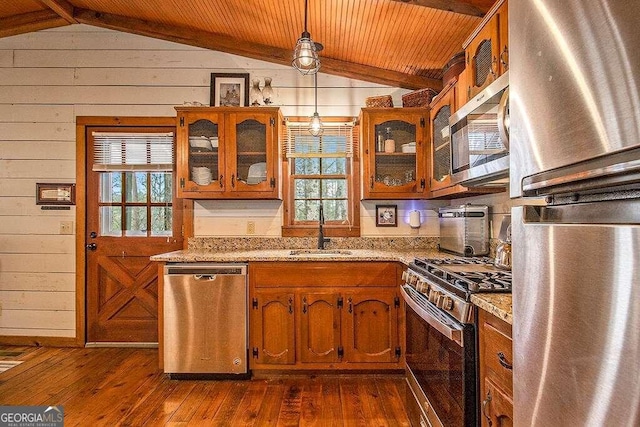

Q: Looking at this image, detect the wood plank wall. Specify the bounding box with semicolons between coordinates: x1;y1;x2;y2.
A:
0;24;503;340
0;24;421;339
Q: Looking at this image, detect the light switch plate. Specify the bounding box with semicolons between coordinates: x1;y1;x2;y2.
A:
60;221;74;235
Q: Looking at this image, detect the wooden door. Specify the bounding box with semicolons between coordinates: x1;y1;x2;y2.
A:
497;0;509;74
251;291;295;365
299;292;341;363
86;126;183;343
176;109;225;197
226;109;279;198
343;290;400;363
465;16;500;100
430;85;455;192
482;378;514;427
361;108;428;199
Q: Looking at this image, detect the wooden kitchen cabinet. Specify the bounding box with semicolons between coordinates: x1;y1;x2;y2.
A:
249;261;403;370
429;81;504;199
175;107;281;199
360;108;430;199
460;0;509;103
478;308;513;427
251;290;295;365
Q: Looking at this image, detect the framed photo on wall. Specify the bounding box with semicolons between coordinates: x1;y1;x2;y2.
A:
376;205;397;227
210;73;250;107
36;183;76;205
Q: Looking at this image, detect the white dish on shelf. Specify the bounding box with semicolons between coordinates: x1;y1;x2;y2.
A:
401;142;416;153
246;162;267;184
189;136;212;150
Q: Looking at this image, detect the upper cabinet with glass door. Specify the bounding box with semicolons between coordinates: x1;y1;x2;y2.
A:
360;108;430;199
459;0;508;104
176;107;281;199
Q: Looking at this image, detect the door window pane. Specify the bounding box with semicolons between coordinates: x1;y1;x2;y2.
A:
125;172;147;202
151;207;172;236
99;173;122;203
125;207;147;236
100;206;122;236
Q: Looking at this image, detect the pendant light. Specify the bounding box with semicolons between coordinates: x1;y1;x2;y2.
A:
292;0;322;75
309;73;323;136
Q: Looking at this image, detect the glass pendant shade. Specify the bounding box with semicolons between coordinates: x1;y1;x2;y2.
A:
308;112;323;136
293;33;320;75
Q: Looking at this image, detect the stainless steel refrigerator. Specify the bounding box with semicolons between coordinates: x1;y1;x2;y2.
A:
509;0;640;425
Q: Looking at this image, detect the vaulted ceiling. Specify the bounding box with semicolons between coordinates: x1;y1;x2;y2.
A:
0;0;495;90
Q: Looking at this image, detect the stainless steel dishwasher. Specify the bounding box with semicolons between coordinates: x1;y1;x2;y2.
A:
163;263;248;378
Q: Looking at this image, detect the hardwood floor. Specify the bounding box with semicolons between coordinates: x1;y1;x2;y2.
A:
0;346;411;426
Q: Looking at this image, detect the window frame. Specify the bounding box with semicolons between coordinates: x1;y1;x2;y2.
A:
281;116;360;237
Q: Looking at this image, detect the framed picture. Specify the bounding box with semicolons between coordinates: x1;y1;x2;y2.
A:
210;73;250;107
36;183;76;205
376;205;397;227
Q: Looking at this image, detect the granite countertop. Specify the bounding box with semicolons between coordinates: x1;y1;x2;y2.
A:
150;248;444;265
151;239;512;325
471;293;513;325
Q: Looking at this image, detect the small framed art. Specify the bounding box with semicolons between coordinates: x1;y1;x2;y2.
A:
36;183;76;205
376;205;397;227
210;73;250;107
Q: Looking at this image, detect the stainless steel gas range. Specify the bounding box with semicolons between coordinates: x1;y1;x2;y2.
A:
401;257;511;427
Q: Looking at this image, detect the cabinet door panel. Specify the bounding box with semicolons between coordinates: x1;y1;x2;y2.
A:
481;378;513;427
299;292;341;363
343;290;399;363
252;291;295;365
465;16;500;101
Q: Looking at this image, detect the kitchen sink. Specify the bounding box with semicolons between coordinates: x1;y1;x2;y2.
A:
289;249;353;256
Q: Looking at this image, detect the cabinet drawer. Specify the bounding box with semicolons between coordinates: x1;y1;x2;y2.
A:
481;314;513;394
250;262;399;287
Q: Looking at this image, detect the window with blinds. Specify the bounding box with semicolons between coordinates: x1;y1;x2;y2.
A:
91;131;175;237
283;120;358;228
92;132;174;171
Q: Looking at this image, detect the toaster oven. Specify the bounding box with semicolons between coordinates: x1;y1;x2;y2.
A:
438;204;489;256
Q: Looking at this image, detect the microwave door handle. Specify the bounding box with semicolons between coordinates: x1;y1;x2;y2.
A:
400;286;463;346
497;86;510;151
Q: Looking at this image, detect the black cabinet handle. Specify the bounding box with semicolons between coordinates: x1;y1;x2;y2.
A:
231;174;235;188
482;390;493;426
497;352;513;370
288;297;293;314
86;243;97;251
302;297;307;314
219;175;224;188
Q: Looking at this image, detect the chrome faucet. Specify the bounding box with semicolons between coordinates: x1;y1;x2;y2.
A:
317;204;331;250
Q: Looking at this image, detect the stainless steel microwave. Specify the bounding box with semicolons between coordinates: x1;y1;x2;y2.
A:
449;71;509;186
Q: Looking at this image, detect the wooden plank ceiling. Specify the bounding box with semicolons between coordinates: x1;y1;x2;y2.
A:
0;0;495;90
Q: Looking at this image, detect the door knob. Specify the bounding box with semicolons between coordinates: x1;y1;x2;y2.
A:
86;243;97;250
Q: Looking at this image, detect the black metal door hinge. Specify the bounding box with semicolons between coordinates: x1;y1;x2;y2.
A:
270;117;275;126
394;296;400;308
420;178;426;189
337;296;344;309
252;298;258;309
252;348;259;358
180;178;185;188
420;117;425;127
395;347;402;358
270;177;276;188
179;117;184;127
337;346;344;359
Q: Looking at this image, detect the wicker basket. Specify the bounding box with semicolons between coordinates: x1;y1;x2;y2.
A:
365;95;394;108
442;51;465;84
401;88;439;107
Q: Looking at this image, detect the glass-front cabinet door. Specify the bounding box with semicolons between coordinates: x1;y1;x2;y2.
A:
177;110;224;197
361;108;429;199
226;111;278;197
430;85;455;192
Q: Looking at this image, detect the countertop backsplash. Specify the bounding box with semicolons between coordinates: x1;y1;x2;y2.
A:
188;236;440;252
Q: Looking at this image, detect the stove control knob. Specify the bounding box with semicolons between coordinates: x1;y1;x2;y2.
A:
410;275;418;285
416;280;427;293
441;296;454;311
429;290;440;304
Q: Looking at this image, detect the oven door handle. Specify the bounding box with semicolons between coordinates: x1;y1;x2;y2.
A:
401;285;464;346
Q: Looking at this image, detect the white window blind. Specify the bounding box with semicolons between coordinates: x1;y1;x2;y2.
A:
285;121;356;158
92;132;174;171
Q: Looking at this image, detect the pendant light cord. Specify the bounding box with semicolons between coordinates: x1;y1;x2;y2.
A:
314;73;318;113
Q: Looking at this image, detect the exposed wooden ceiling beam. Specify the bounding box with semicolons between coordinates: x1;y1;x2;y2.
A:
37;0;77;23
74;8;442;91
0;10;69;38
394;0;494;17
